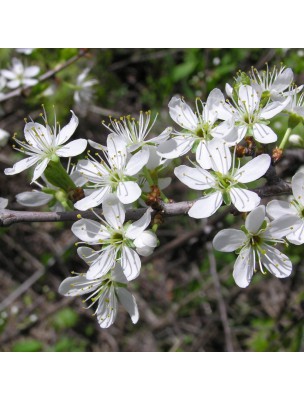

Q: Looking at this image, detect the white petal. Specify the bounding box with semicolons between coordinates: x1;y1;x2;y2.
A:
211;119;237;142
260;244;292;278
56;111;79;145
121;246;141;281
0;197;8;209
292;171;304;206
145;146;162;169
263;214;301;239
111;263;128;284
238;85;259;114
206;88;225;112
4;155;39;176
287;223;304;245
22;78;38;87
56;138;87;157
252;123;277;144
76;159;109;183
188;192;223;219
149;127;172;145
225;83;233;98
168;96;198;131
58;275;99;297
260;99;289;119
125;146;149;176
245;205;266;234
272;68;293;92
126;209;152;239
0;128;10;146
74;186;110;210
24;65;40;78
116;287;139;324
117;181;141;204
16;191;53;207
174;165;214;190
1;69;16;80
77;246;102;265
102;193;125;229
234;154;271;183
96;286;118;328
157;136;194;159
24;122;50;151
213;229;247;252
86;247;116;279
71;218;110;243
266;200;296;220
32;158;49;182
206;140;231;174
88;139;106;151
6;79;20;89
107;133;127;169
233;246;254;288
230;188;260;212
70;171;88;187
134;230;157;248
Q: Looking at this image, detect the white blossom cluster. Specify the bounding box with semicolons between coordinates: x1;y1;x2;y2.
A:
0;57;40;96
3;64;304;329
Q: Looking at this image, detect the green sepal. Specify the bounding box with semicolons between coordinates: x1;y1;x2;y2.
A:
222;191;231;206
44;160;76;192
288;113;302;129
191;140;200;154
260;90;271;107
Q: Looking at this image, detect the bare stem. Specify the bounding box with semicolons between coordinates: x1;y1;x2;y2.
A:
0;181;292;227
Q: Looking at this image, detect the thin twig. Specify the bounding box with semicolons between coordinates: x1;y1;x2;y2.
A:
0;180;292;227
207;242;234;352
0;49;89;103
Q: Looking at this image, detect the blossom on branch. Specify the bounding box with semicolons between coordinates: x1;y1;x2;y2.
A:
213;205;300;288
74;133;149;210
1;58;40;89
174;141;271;218
72;194;157;281
267;171;304;244
157;90;236;167
59;263;139;329
4;110;87;183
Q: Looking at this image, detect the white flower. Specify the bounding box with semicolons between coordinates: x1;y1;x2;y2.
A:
1;58;40;89
216;85;289;144
4;110;87;183
213;205;300;288
0;197;8;209
0;128;10;147
74;68;98;105
59;263;139;329
174;140;271;218
157;90;236;167
283;92;304;121
267;171;304;244
72;194;155;281
95;112;171;171
74;133;149;210
101;111;171;152
249;65;302;101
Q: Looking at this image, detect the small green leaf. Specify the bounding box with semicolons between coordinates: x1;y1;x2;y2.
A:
12;339;43;352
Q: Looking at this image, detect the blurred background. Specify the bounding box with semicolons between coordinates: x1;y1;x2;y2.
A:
0;48;304;352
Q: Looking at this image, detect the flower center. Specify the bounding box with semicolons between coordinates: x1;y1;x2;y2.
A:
111;231;124;245
195;123;210;139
